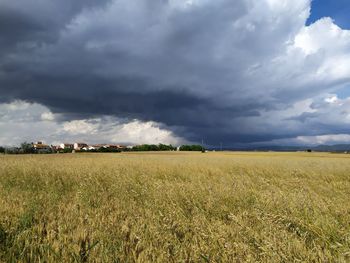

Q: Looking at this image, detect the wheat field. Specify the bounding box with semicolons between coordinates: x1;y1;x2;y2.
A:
0;152;349;262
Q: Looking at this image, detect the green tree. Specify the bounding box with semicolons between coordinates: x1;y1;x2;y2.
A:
131;144;176;152
20;142;35;154
179;145;205;152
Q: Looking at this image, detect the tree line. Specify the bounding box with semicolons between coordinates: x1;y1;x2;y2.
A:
131;144;176;151
127;144;205;152
0;142;37;154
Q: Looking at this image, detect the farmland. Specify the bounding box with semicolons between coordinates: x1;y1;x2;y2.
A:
0;152;349;262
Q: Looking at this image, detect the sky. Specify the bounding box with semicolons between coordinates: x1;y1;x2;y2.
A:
1;0;350;147
307;0;350;29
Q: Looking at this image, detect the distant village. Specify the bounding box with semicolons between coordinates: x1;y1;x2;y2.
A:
36;141;130;153
0;141;205;154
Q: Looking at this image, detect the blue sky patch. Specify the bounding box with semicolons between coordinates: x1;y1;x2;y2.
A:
307;0;350;29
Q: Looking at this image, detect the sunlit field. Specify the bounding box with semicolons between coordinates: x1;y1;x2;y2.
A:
0;152;349;262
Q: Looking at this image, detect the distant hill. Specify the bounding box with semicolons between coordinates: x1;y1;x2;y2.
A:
209;144;350;152
312;144;350;152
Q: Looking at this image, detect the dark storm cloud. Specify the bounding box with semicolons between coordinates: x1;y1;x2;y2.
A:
1;69;260;128
1;0;350;145
0;0;111;51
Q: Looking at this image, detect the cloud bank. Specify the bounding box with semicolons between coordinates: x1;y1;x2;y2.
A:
0;101;182;146
1;0;350;146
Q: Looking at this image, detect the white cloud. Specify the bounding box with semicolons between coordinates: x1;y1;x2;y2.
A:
115;121;181;145
295;18;350;55
63;120;99;135
5;101;31;111
41;112;55;121
296;134;350;145
0;101;184;146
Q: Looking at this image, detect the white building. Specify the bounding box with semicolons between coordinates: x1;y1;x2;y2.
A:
74;142;88;150
59;143;74;149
